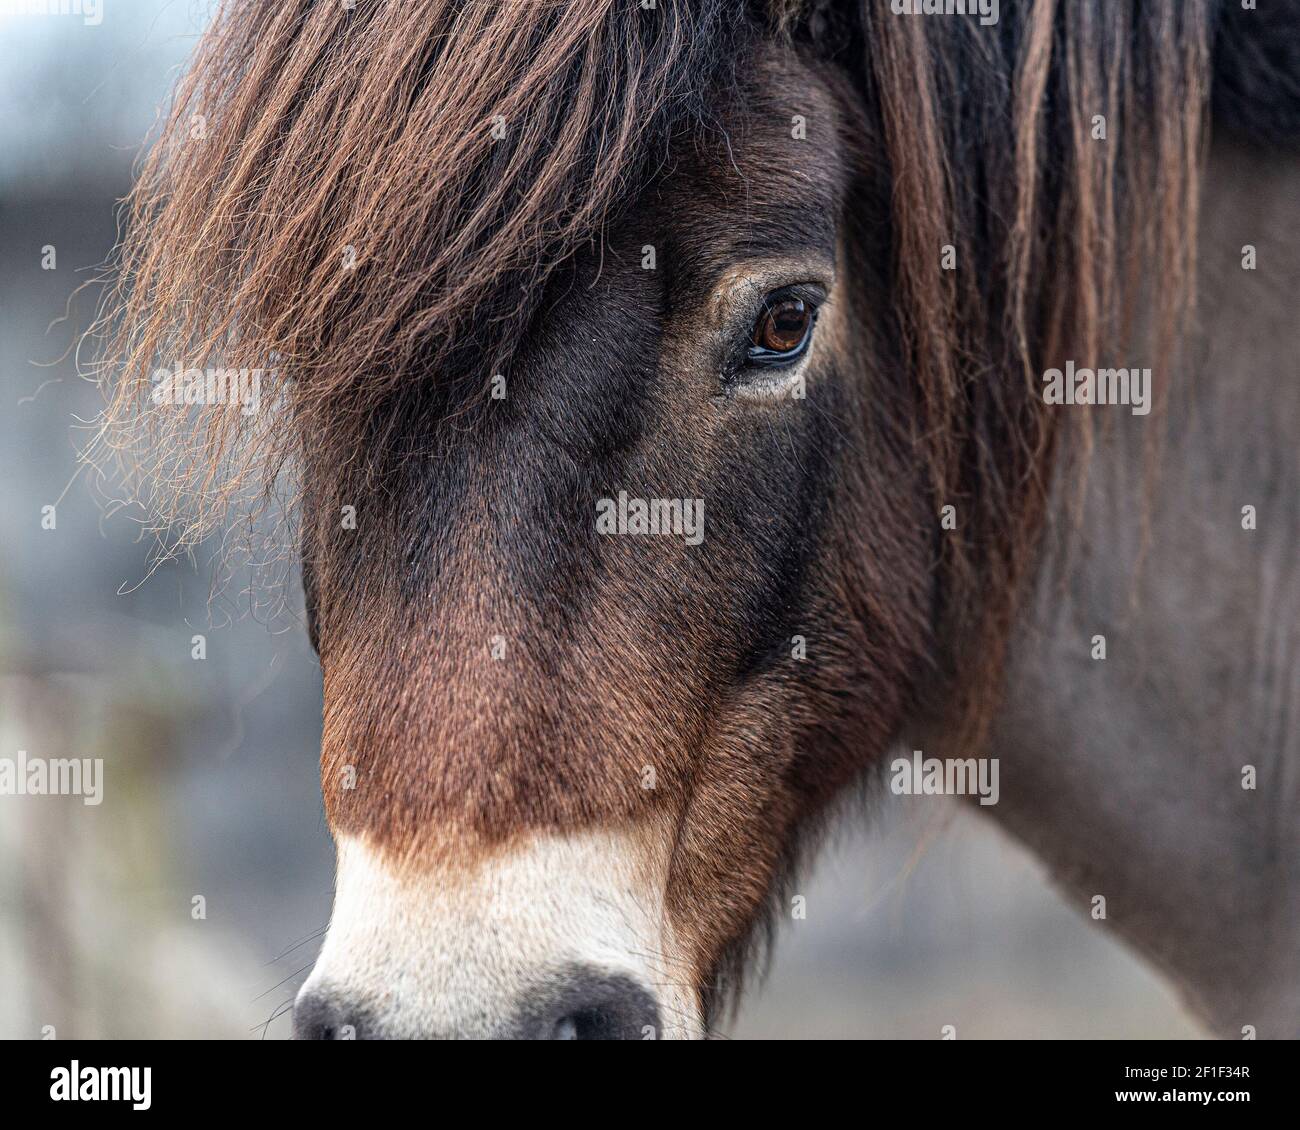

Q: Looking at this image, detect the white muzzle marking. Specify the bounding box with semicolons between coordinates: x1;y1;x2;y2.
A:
296;829;702;1039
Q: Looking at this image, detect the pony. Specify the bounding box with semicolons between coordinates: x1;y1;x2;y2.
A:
96;0;1300;1038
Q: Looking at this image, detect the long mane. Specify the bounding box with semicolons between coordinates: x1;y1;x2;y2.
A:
93;0;738;548
851;0;1211;741
93;0;1213;744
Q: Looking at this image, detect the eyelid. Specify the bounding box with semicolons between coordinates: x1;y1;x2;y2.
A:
732;368;808;402
720;282;826;395
728;281;825;352
756;281;826;310
706;260;833;325
736;280;826;327
700;263;832;398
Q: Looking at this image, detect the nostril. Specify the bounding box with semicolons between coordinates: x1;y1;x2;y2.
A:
292;988;368;1040
550;1006;635;1040
295;970;662;1039
534;968;661;1040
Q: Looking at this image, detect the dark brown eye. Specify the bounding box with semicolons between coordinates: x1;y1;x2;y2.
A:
747;292;816;366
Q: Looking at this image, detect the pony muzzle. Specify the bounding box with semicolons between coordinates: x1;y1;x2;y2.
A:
293;830;701;1040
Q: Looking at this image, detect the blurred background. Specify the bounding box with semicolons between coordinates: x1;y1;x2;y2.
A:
0;1;1200;1039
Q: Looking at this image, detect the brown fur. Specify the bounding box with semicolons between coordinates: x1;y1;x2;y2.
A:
94;1;1215;1022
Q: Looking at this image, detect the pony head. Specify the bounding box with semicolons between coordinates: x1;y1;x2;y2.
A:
98;0;1210;1037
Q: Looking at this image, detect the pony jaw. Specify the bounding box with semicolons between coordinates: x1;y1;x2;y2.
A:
295;829;703;1040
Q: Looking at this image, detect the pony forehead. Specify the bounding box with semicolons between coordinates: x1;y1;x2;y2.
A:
96;0;767;547
97;0;1207;624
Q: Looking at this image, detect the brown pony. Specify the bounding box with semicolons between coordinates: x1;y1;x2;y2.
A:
96;0;1300;1038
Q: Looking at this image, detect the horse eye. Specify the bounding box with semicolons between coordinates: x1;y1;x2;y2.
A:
747;292;816;366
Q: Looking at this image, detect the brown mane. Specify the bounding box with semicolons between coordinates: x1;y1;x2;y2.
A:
94;0;1212;749
854;0;1209;742
93;0;738;548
